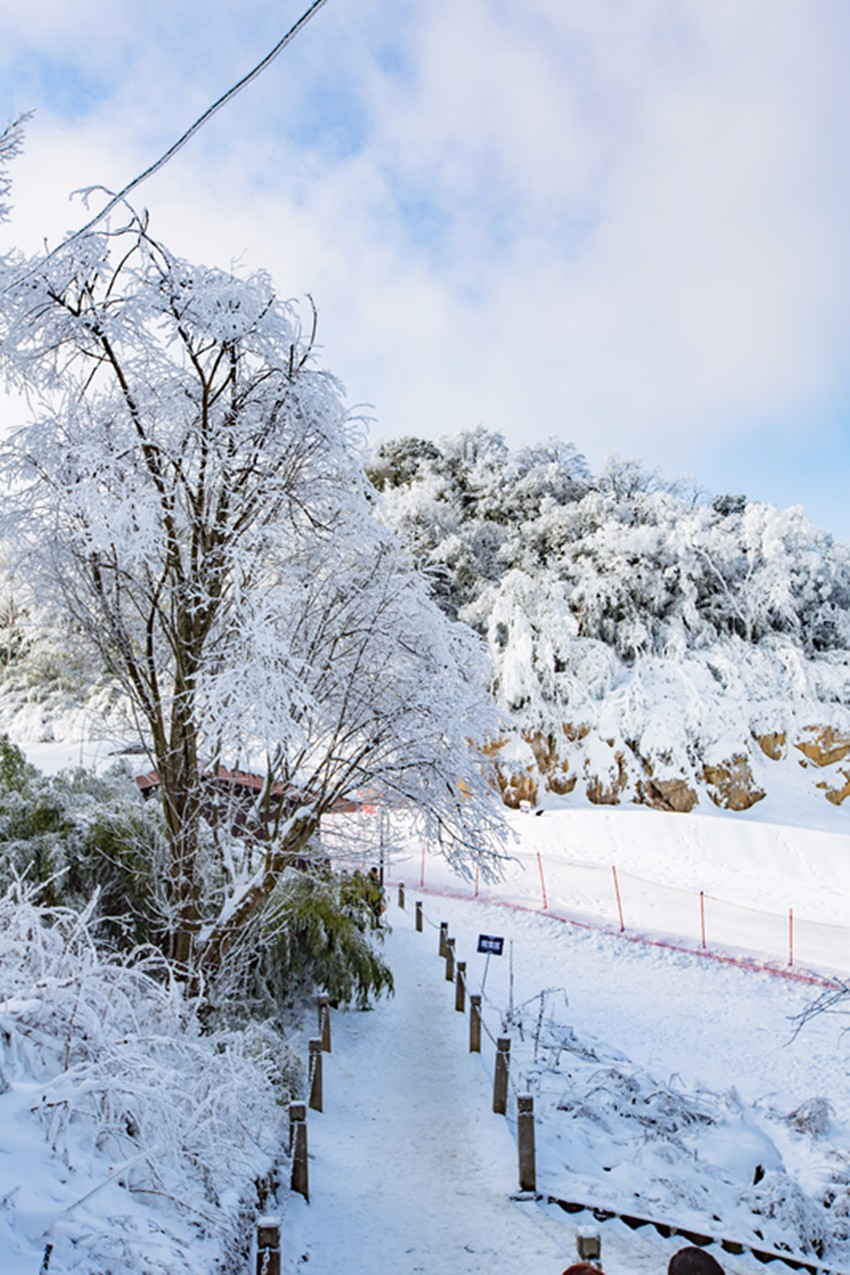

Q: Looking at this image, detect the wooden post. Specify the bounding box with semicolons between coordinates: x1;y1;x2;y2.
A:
317;995;331;1052
445;937;455;982
308;1038;323;1113
289;1102;309;1201
438;920;448;957
469;995;482;1053
398;881;405;909
256;1216;282;1275
576;1229;601;1264
493;1037;510;1114
455;961;466;1012
415;900;423;932
517;1094;536;1192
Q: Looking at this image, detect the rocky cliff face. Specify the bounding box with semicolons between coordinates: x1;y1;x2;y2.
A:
486;725;850;814
794;726;850;807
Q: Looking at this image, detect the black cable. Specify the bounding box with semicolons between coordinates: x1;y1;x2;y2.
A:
3;0;331;286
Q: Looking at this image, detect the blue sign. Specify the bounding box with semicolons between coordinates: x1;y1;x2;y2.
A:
477;934;504;956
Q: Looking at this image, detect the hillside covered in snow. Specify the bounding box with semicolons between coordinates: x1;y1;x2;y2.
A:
370;429;850;818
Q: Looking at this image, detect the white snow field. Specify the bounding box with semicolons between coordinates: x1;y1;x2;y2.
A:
377;803;850;979
3;731;850;1272
287;884;850;1275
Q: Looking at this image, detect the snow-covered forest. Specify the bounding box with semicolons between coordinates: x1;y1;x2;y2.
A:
370;429;850;814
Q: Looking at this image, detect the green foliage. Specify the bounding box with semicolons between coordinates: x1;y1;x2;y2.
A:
0;741;166;939
0;739;395;1019
70;799;169;948
0;736;69;904
0;733;34;791
367;435;441;491
226;867;394;1023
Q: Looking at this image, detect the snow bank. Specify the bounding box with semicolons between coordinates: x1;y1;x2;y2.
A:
0;887;290;1274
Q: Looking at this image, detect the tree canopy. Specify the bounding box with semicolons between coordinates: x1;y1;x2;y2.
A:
0;207;505;969
372;428;850;770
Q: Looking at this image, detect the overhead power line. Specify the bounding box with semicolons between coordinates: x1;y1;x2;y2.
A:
5;0;332;282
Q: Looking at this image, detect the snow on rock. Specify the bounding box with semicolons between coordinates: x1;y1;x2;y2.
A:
374;429;850;822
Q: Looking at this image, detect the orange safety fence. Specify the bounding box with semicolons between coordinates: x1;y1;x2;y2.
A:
382;844;849;990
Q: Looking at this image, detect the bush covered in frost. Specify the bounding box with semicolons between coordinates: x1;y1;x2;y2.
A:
0;883;296;1273
371;429;850;769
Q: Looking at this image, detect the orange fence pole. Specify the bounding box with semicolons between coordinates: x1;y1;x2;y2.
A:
537;852;548;910
700;891;706;950
612;865;625;932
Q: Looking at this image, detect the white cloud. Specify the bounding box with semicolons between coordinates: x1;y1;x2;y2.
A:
2;0;849;536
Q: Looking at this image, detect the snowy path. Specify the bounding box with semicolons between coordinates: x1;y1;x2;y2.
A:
285;913;572;1272
282;905;764;1275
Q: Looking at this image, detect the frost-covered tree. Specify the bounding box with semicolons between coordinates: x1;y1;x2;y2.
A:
0;216;504;968
375;432;850;788
0;113;27;225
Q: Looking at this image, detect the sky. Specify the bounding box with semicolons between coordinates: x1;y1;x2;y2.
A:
1;0;849;539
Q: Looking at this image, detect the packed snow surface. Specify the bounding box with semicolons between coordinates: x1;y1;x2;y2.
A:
288;890;850;1273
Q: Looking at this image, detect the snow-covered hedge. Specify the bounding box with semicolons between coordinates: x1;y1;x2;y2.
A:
0;885;293;1273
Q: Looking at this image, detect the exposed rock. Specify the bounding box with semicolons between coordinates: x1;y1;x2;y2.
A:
481;737;535;808
495;766;538;809
586;749;629;806
526;732;558;774
546;767;577;796
523;732;579;794
562;722;591;743
635;777;698;813
824;769;850;807
756;732;786;761
795;726;850;769
487;724;850;813
703;754;765;811
628;742;655;777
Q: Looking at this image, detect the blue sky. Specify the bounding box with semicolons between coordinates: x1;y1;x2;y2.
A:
2;0;849;539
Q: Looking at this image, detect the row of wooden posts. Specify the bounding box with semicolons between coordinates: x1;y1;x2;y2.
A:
255;881;537;1272
401;881;537;1196
254;993;332;1273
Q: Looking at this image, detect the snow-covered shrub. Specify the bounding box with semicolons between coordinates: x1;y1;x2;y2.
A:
787;1096;834;1138
0;883;293;1272
0;737;168;945
488;983;848;1261
741;1171;830;1257
374;430;850;806
206;866;394;1025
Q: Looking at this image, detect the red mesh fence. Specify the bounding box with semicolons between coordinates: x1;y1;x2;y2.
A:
394;844;848;989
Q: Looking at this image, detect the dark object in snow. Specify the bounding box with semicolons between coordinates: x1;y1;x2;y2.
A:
477;933;505;955
787;1095;833;1137
668;1246;725;1274
366;866;385;928
562;1266;605;1275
